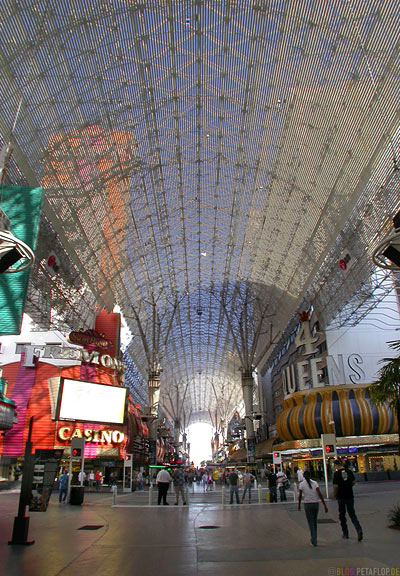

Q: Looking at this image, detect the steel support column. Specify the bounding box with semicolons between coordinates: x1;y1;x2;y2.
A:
241;371;255;441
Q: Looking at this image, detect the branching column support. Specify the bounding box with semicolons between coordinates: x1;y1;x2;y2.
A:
207;377;229;447
130;294;179;460
148;370;161;442
241;369;255;442
174;419;181;446
220;286;274;462
174;387;181;447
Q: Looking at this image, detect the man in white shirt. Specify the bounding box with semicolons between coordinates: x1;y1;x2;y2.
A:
241;471;255;503
296;467;304;483
156;467;172;505
276;467;287;501
88;471;95;491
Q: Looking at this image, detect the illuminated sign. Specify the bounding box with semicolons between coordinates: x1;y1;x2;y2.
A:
21;345;126;374
273;451;282;465
321;433;337;458
57;426;125;444
282;353;367;398
68;329;112;351
57;378;127;425
282;315;369;398
80;348;125;372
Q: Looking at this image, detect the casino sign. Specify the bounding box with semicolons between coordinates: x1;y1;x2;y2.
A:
57;426;125;444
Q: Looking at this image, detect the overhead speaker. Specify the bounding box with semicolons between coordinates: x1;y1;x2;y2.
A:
382;245;400;268
372;210;400;270
0;246;23;273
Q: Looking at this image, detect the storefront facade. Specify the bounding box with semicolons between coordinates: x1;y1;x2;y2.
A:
0;312;148;483
261;309;399;474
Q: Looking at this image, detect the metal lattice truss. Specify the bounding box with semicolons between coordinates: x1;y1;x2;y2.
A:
0;1;399;425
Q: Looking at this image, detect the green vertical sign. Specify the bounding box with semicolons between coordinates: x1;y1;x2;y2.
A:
0;186;43;334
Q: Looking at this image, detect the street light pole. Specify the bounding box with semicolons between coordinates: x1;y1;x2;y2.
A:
9;417;35;545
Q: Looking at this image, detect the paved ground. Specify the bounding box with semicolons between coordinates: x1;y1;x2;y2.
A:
1;481;399;576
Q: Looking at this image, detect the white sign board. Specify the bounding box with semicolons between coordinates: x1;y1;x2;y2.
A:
57;378;127;425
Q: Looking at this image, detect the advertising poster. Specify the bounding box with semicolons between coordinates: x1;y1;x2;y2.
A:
29;449;63;512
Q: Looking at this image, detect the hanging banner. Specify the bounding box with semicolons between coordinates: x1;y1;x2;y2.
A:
29;449;63;512
0;186;43;334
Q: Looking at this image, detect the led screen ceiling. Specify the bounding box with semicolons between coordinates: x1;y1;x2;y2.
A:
0;1;399;424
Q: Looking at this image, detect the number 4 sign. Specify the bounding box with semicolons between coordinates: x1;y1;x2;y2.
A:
295;312;319;356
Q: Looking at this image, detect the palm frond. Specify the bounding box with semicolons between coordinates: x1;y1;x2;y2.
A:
387;340;400;353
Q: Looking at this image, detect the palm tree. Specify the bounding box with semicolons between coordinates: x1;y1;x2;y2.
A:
369;341;400;455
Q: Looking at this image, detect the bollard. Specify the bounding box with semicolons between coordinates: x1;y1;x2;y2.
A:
148;484;153;506
258;484;262;504
254;479;258;489
112;484;117;506
221;484;225;506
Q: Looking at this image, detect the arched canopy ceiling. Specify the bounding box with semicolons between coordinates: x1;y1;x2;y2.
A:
0;0;399;425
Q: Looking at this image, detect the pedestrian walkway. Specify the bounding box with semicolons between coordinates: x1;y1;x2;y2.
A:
112;480;283;506
0;481;399;576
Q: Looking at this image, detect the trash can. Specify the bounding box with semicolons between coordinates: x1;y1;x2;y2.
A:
70;486;85;505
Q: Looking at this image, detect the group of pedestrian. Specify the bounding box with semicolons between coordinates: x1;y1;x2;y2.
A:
58;468;104;503
298;459;363;547
155;464;188;505
266;466;289;502
76;469;104;490
227;468;256;504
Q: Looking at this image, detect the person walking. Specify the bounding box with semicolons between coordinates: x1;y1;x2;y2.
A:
58;469;68;503
202;471;208;492
109;471;116;491
241;470;255;503
267;469;278;503
295;466;304;483
172;464;187;505
95;470;102;491
229;468;240;504
276;467;287;501
333;459;363;541
88;470;95;491
156;467;172;505
298;470;328;546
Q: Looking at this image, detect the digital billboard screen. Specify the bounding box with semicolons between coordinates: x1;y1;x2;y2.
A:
56;378;127;425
